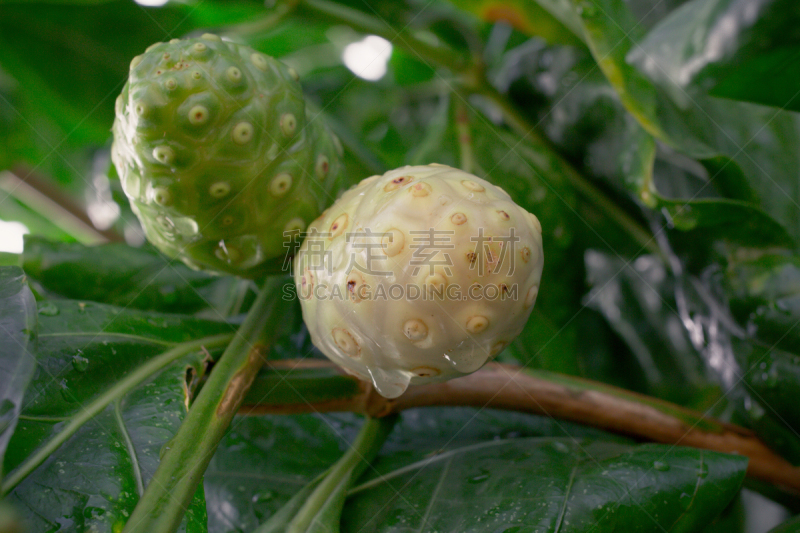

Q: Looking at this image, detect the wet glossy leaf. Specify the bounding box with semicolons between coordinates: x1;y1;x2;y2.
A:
4;300;233;532
205;408;623;533
584;250;721;406
343;438;748;532
630;0;800;113
573;0;800;243
0;0;264;145
22;236;243;315
0;267;37;468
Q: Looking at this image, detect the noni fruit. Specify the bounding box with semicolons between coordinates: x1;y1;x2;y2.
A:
112;34;343;277
294;164;544;398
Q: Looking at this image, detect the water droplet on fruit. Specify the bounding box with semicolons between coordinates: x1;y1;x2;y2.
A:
367;367;410;399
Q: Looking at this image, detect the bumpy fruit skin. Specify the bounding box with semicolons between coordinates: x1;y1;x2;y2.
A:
294;164;544;398
112;34;343;277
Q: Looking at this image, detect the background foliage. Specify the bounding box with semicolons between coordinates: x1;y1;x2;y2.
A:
1;0;799;531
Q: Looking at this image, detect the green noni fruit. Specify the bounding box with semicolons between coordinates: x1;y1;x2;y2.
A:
112;34;344;278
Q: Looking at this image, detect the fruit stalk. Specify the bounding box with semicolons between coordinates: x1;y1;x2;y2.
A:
240;359;800;495
122;277;290;533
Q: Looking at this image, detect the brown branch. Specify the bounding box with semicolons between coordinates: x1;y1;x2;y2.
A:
241;360;800;495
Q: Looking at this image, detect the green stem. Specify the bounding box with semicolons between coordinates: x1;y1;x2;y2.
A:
454;98;474;174
297;0;467;71
294;0;658;257
220;2;295;39
479;86;662;257
122;277;289;533
291;416;394;532
255;415;396;533
0;333;233;495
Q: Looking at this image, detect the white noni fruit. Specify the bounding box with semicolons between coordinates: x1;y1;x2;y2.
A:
293;164;544;398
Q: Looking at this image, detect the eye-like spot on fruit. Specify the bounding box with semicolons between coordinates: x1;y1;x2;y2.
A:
130;55;144;70
162;52;171;61
221;215;235;226
226;66;242;83
450;212;467;225
466;315;489;333
490;341;507;357
529;212;542;234
201;33;221;41
424;273;447;295
410;182;431;197
384;175;413;191
152;187;172;206
270;173;292;196
315;155;329;179
188;105;209;125
152;146;175;165
333;328;360;357
329;214;348;238
192;42;207;53
280;113;296;137
461;180;485;192
403;319;429;341
382;228;404;257
209;181;230;198
164;78;177;90
520;247;531;263
284;218;305;236
346;272;366;303
525;285;539;308
288;67;300;81
232;122;253;144
156;70;163;75
466;252;477;265
298;268;315;300
251;53;268;71
412;366;440;377
191;70;203;80
497;210;510;221
133;101;148;117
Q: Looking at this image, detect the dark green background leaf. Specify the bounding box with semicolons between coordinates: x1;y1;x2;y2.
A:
0;267;37;474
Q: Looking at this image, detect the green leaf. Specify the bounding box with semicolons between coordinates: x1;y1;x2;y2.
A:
724;253;800;353
0;267;36;474
22;236;242;314
629;0;800;113
572;0;800;243
768;514;800;533
255;416;396;533
205;408;626;532
343;439;748;532
3;300;233;532
584;250;719;406
0;0;265;145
